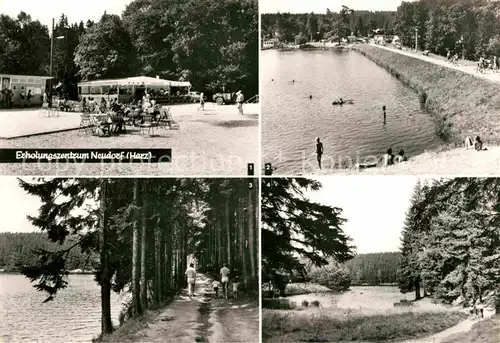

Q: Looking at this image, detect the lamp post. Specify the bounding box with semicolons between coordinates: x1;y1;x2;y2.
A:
415;28;418;51
49;17;65;101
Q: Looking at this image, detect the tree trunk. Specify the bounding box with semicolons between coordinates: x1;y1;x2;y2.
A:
415;277;421;300
99;179;113;335
140;181;148;311
155;215;161;305
132;179;141;315
248;180;256;281
225;200;231;268
240;197;248;284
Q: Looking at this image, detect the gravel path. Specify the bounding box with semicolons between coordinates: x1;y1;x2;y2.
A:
0;103;259;176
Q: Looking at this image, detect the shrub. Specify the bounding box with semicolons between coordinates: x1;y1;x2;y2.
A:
301;300;309;307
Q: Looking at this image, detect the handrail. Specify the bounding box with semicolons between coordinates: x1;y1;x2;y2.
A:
245;94;259;103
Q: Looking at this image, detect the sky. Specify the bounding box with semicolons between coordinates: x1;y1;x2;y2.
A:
0;0;131;29
0;177;42;233
1;175;422;254
304;176;420;254
260;0;415;13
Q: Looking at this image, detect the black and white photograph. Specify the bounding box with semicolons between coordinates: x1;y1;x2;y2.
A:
0;0;259;176
0;177;259;343
260;0;500;175
261;177;500;342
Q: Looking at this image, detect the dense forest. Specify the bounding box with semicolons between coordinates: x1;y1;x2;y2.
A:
399;178;500;313
262;0;500;59
17;177;258;336
344;252;402;285
0;0;258;99
0;232;91;272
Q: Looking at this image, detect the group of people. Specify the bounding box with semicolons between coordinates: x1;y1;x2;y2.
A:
469;299;485;319
477;56;499;73
382;148;407;167
0;87;32;108
465;136;486;151
184;263;240;300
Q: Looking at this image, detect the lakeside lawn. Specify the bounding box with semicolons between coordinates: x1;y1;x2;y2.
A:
354;45;500;145
0;103;259;176
262;309;468;342
441;315;499;343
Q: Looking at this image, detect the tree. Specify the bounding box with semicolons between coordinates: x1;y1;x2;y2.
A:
0;12;50;75
74;13;136;80
399;180;427;300
308;261;351;291
306;13;318;41
261;178;355;296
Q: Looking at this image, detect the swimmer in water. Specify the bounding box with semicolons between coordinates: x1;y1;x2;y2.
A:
309;95;313;99
292;79;295;83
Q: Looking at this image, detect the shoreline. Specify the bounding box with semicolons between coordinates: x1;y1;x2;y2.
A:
351;44;500;145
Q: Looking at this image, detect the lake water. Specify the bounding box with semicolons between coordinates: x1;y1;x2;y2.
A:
286;286;414;310
0;274;123;343
261;49;443;174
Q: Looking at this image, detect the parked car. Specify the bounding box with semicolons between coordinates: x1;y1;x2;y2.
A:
212;92;236;105
188;91;207;102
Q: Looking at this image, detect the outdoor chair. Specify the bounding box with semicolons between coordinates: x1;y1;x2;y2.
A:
93;114;112;136
139;113;160;136
79;113;95;135
158;107;179;130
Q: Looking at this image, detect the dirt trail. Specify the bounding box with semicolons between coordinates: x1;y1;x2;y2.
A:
109;274;258;343
400;308;495;343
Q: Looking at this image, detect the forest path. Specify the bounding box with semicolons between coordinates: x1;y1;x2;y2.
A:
119;273;258;343
400;308;495;343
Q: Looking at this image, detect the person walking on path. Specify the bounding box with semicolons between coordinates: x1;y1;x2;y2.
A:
198;92;205;111
236;90;244;115
315;137;324;169
220;264;230;299
477;300;484;318
185;263;197;299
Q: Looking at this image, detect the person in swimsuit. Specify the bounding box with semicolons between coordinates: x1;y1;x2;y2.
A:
185;263;196;299
474;136;485;151
316;137;323;169
220;264;230;299
383;148;394;167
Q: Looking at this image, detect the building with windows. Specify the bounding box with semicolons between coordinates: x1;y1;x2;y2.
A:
0;74;53;106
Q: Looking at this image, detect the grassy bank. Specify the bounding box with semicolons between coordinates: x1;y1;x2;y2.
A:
353;45;500;144
442;315;499;343
263;309;467;342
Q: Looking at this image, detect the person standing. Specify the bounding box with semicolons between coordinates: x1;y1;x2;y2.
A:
185;263;197;299
220;264;230;299
27;89;32;107
236;90;244;115
20;86;25;107
315;137;323;169
383;105;386;123
198;92;205;111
